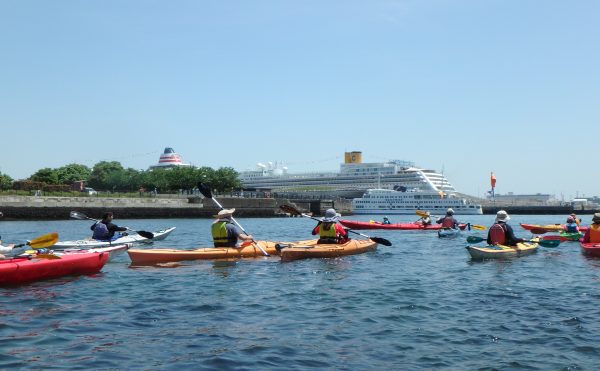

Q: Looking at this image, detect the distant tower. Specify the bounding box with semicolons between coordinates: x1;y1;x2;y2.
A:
149;147;192;169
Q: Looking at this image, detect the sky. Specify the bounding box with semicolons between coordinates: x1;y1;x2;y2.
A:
1;0;598;200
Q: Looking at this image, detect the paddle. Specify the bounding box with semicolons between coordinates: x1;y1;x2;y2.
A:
69;211;154;239
198;183;269;256
279;204;392;246
415;210;486;230
11;232;59;249
466;235;560;248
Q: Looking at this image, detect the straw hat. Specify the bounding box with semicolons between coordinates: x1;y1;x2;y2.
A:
495;210;510;222
322;208;341;223
214;208;235;218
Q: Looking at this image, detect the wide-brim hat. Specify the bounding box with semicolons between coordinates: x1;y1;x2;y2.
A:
321;208;341;223
495;210;510;222
593;213;600;223
213;208;235;218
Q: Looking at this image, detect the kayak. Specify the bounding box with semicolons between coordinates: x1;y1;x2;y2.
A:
53;227;176;248
580;242;600;257
0;250;110;285
339;220;467;231
465;241;539;260
61;244;131;261
520;223;589;233
128;241;281;265
279;239;378;262
543;232;584;242
438;228;460;238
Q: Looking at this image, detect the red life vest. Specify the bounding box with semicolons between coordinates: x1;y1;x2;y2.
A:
441;217;455;228
589;224;600;243
489;223;506;245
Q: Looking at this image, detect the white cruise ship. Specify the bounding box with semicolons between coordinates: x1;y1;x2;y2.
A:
239;151;481;202
352;188;483;215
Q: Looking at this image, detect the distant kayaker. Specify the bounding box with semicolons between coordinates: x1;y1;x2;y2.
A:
487;210;525;246
91;212;128;240
416;211;432;226
564;216;580;233
581;213;600;243
382;216;391;225
436;208;460;229
312;208;349;244
211;208;253;248
570;213;581;227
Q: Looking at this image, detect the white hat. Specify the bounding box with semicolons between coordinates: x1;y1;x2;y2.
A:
495;210;510;222
213;208;235;218
446;208;454;215
322;208;341;222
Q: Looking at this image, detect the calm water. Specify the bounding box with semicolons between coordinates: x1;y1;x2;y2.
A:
1;214;600;370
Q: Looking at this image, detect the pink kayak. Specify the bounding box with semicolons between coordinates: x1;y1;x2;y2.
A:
339;219;467;231
580;242;600;257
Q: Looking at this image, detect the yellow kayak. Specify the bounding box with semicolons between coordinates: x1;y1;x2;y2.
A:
465;241;539;260
279;239;378;262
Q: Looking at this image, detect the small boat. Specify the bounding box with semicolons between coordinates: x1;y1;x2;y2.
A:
0;250;110;285
339;219;467;231
438;228;460;238
53;227;176;248
520;223;589;233
128;241;281;265
279;239;378;262
580;242;600;257
465;241;539;260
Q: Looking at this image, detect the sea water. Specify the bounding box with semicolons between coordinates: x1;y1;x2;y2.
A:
1;214;600;369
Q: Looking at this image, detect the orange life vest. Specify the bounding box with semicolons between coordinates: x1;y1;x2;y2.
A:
589;224;600;243
489;223;506;245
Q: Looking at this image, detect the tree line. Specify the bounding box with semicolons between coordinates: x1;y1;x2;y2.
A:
0;162;241;193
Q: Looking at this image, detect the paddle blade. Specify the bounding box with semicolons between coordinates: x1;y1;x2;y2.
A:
538;239;561;248
136;231;154;239
197;183;213;199
471;224;487;231
279;204;302;216
28;232;59;248
370;237;392;246
466;236;486;244
70;211;91;220
416;210;429;218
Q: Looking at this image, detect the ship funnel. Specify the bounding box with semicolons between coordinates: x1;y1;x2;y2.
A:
344;151;362;164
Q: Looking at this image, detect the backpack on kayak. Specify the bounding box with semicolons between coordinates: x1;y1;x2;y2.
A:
489;223;506;245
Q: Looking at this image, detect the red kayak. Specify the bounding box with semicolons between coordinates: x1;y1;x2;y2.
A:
0;251;109;285
520;223;589;233
580;242;600;257
339;219;467;231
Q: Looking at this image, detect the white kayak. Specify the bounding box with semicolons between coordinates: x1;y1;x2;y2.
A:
58;244;132;261
438;228;460;238
53;227;176;249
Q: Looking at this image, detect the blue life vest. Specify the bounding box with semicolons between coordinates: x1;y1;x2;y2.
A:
565;222;578;233
92;222;110;240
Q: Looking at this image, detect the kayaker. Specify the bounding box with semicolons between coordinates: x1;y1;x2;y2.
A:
416;211;432;226
570;213;581;227
211;208;253;248
382;216;391;225
312;208;349;244
90;212;128;241
487;210;525;246
0;238;15;259
564;216;580;233
581;213;600;243
436;208;460;229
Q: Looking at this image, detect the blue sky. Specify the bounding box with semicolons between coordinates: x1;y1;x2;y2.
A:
1;1;598;200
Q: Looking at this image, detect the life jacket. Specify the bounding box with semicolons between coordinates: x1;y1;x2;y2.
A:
212;221;234;246
319;223;338;238
565;222;579;233
589;224;600;243
441;217;456;228
92;222;110;240
489;223;506;245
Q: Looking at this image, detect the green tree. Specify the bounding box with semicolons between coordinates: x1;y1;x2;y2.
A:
0;172;13;190
55;164;92;184
29;168;59;184
88;161;125;190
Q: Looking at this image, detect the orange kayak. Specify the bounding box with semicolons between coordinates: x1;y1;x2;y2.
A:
127;241;281;265
279;239;378;262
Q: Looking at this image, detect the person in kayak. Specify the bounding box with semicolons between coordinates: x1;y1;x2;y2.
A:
416;211;432;226
91;212;128;241
581;213;600;243
487;210;525;246
211;208;253;248
382;216;391;225
570;213;581;227
565;216;580;233
0;237;15;259
312;208;349;244
436;208;460;229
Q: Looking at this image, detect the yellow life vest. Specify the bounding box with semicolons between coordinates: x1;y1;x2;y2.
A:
319;222;338;238
212;221;231;245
